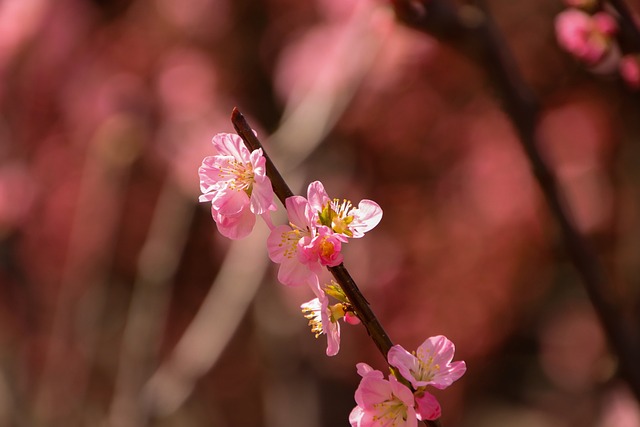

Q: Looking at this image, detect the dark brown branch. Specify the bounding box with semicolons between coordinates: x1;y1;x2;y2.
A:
230;107;439;427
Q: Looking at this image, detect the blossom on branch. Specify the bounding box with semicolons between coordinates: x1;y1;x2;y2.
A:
301;293;341;356
268;181;383;287
307;180;382;239
300;281;360;356
349;363;418;427
387;335;466;421
555;9;619;68
387;335;467;390
199;132;276;239
267;195;319;287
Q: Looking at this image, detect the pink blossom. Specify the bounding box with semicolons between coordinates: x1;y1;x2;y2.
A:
266;196;319;287
349;363;417;427
304;225;348;266
620;54;640;89
301;293;341;356
555;9;618;66
388;335;467;390
199;132;276;239
307;180;382;239
414;391;441;421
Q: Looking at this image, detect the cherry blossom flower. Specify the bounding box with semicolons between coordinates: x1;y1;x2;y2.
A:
267;195;319;287
413;390;441;421
349;363;417;427
555;9;618;67
304;225;348;267
199;132;276;239
301;293;341;356
387;335;467;390
307;180;382;239
300;281;360;356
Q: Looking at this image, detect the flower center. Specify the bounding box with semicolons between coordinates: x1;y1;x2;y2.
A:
373;395;409;424
219;159;255;196
318;199;354;237
302;305;324;338
415;349;440;381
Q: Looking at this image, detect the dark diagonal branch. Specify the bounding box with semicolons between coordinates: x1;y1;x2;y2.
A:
231;107;438;427
391;0;640;401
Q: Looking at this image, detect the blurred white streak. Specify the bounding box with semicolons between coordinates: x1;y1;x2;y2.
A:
142;222;270;417
108;181;195;427
268;2;388;163
34;113;141;422
140;2;390;422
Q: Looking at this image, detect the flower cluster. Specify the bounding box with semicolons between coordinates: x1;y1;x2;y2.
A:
350;336;466;426
267;180;382;287
554;3;640;89
199;131;466;424
199;133;382;355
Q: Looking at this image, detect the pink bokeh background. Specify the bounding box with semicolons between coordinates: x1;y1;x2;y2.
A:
0;0;639;426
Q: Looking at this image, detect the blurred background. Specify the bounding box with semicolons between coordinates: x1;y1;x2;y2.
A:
1;0;640;426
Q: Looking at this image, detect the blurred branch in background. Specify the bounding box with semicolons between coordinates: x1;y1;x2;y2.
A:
34;113;141;425
108;179;195;427
391;0;640;401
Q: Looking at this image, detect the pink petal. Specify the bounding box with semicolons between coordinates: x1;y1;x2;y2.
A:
211;133;251;162
250;180;276;214
388;344;421;388
351;199;383;238
415;391;442;421
325;320;341;356
213;188;249;216
419;336;467;389
277;257;316;287
213;207;256;240
285;196;313;229
348;406;365;427
389;375;417;408
356;363;384;379
307;180;330;212
355;376;392;409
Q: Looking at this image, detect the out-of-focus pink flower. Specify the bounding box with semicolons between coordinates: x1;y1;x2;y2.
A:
307;180;382;238
388;335;466;390
349;363;418;427
555;9;618;66
267;195;319;287
199;132;276;239
620;54;640;89
301;293;341;356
